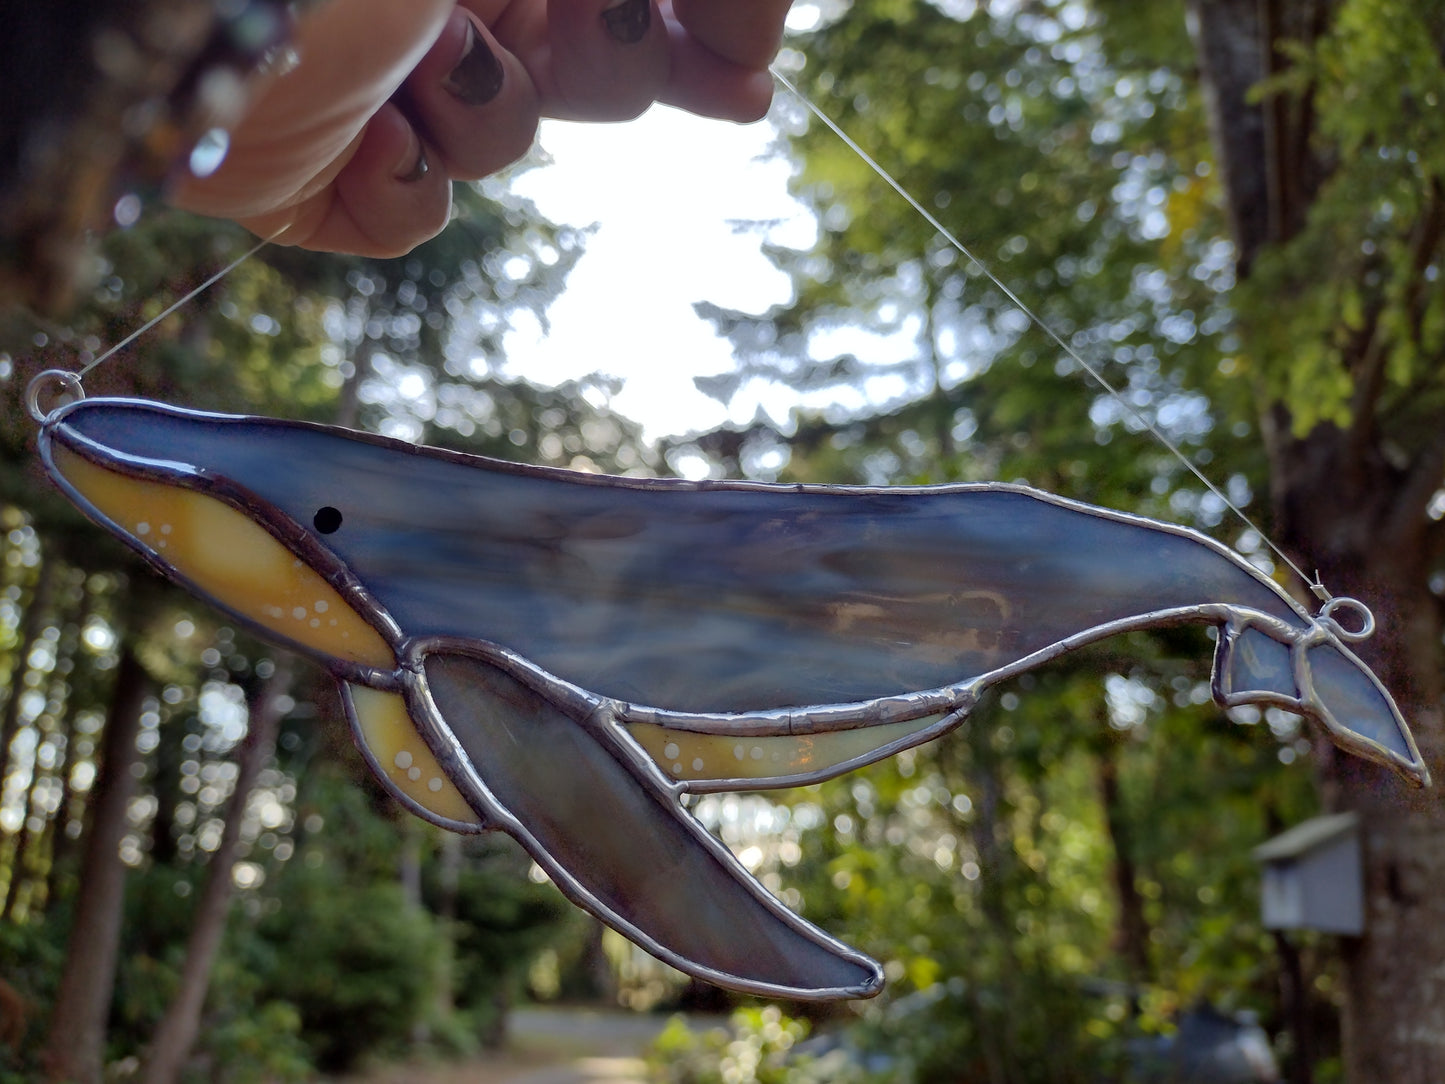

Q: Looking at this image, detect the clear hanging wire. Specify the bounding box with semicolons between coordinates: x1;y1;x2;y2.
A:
770;67;1326;601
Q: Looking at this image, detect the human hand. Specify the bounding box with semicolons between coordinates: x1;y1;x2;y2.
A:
170;0;792;256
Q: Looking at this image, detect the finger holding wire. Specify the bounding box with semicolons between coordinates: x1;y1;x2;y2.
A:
171;0;799;256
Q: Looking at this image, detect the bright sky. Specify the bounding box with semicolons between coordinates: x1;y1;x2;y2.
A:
503;104;816;441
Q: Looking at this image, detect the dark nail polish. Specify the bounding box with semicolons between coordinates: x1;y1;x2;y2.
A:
444;22;504;106
602;0;650;44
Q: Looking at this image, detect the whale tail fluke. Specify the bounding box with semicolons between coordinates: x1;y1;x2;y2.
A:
1214;619;1429;787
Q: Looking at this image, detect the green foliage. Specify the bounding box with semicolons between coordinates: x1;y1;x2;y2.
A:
673;5;1362;1080
247;857;447;1071
0;913;67;1082
851;979;1119;1084
692;0;1266;544
198;1000;312;1084
734;667;1315;1083
0;162;615;1082
647;1006;886;1084
1239;0;1445;433
433;840;575;1020
6;1;1435;1081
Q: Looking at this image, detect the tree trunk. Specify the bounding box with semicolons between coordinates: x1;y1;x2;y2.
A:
1273;930;1315;1084
1096;732;1151;992
42;695;83;911
2;761;41;921
5;579;82;922
46;578;95;898
398;818;431;1046
40;643;149;1084
434;830;461;1018
1270;443;1445;1082
0;555;56;800
0;552;56;919
147;704;184;868
1188;2;1445;1079
141;656;293;1084
1183;0;1271;272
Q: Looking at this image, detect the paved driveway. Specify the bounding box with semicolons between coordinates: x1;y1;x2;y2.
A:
342;1007;673;1084
508;1055;649;1084
506;1008;666;1083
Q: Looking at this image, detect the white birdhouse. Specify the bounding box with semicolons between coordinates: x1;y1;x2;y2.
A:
1253;812;1363;935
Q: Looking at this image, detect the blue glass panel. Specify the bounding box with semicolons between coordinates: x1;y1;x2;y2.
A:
1308;641;1415;762
53;400;1309;713
1224;625;1297;700
36;394;1431;999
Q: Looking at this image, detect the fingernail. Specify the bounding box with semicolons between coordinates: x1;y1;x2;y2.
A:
443;20;504;106
395;131;429;183
602;0;650;44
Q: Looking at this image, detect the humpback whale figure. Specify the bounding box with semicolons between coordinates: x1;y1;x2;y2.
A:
36;394;1428;1000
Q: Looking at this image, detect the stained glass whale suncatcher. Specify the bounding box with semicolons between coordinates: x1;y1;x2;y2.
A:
34;390;1429;1000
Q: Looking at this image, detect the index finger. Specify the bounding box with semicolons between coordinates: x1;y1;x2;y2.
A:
668;0;790;70
173;0;453;218
656;23;776;123
487;0;671;121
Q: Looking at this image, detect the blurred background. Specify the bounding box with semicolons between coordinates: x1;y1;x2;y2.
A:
3;0;1442;1082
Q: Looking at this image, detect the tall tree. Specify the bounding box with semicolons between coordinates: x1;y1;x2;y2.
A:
39;635;151;1084
140;655;293;1084
0;553;57;798
1188;2;1445;1078
694;0;1441;1078
2;95;642;1073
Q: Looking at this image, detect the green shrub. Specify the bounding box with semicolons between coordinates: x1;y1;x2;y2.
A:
200;1000;312;1084
250;867;447;1072
647;1006;887;1084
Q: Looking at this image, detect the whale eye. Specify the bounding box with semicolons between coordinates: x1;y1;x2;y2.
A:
313;506;343;534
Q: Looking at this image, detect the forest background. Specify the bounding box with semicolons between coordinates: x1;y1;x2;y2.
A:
1;0;1443;1082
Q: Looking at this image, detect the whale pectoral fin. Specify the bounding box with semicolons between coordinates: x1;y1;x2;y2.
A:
342;683;485;831
1213;623;1301;710
408;649;884;1000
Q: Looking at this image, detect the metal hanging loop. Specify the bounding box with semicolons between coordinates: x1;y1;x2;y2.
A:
26;369;85;424
1318;596;1376;643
